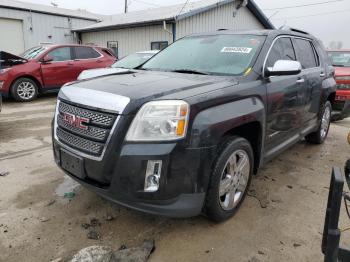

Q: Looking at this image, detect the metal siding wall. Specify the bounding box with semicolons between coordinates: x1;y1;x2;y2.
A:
81;24;173;58
176;3;265;39
0;7;96;51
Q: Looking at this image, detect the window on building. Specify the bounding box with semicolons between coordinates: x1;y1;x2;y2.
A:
266;37;296;68
151;41;168;51
47;47;72;61
74;47;101;59
293;39;318;69
107;41;118;59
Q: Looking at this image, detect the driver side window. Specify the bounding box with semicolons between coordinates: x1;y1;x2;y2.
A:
266;37;296;68
47;47;72;62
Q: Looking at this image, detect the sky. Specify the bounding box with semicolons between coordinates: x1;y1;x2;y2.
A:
17;0;350;48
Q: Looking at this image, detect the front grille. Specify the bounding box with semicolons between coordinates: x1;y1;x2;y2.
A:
56;101;118;156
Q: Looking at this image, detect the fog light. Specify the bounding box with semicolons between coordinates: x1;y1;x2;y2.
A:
0;81;4;89
144;160;162;192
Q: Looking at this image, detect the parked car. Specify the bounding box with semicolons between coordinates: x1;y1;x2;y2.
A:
52;29;336;222
77;50;159;80
0;44;116;102
328;49;350;120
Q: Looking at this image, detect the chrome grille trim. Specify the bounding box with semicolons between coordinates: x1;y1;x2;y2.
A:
58;102;115;127
57;114;108;142
57;128;104;155
54;90;130;161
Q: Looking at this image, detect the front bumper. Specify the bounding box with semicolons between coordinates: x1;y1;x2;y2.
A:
53;137;215;217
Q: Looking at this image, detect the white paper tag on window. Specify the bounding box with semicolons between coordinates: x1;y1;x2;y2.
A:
221;47;252;53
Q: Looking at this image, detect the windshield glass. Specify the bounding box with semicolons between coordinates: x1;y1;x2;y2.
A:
21;46;50;60
328;51;350;67
112;53;155;69
142;34;265;75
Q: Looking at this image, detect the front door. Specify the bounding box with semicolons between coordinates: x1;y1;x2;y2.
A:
263;37;304;156
40;46;76;89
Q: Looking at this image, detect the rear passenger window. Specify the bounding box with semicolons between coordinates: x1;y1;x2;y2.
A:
266;37;296;68
74;47;101;59
293;39;318;69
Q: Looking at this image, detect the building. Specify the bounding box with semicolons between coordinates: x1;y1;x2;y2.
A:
74;0;274;58
0;0;103;54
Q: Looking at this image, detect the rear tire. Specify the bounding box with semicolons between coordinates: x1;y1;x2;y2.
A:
305;101;332;144
205;136;254;222
11;77;38;102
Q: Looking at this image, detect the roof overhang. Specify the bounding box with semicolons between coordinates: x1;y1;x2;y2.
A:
0;4;101;21
74;0;274;33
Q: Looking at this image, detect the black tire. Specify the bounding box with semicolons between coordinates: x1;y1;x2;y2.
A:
11;77;38;102
305;101;332;144
205;136;254;222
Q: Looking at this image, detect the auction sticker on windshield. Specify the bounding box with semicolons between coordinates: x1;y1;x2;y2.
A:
221;47;252;53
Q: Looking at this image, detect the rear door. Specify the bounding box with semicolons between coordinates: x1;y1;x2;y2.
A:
263;36;305;156
73;46;107;75
292;38;323;124
40;46;76;88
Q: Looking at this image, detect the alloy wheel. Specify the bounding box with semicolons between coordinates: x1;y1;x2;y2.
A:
17;82;36;100
320;106;331;139
219;149;250;211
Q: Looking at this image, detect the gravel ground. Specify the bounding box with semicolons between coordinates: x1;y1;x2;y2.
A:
0;95;350;262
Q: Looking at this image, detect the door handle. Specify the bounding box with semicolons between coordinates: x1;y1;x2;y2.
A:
320;72;326;77
296;78;305;84
96;60;102;63
67;62;74;66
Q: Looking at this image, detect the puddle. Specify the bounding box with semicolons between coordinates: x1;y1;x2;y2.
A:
55;175;81;197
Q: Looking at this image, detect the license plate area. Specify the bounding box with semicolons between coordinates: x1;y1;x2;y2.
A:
60;149;85;179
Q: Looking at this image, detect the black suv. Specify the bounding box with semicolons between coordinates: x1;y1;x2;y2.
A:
52;29;336;222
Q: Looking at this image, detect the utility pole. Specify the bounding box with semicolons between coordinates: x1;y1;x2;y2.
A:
124;0;128;13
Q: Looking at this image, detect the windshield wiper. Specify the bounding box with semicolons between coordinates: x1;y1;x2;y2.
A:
171;69;209;75
333;64;345;67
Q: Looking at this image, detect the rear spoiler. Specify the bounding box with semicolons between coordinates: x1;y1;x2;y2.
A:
0;51;28;68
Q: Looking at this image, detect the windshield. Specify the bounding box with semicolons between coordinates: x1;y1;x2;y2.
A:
112;53;156;69
328;51;350;67
20;46;50;60
142;34;265;75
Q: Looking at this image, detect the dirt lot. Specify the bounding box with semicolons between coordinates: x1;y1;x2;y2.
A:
0;95;350;262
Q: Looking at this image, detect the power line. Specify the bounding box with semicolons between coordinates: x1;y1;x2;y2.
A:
178;0;191;16
264;0;344;11
273;8;350;20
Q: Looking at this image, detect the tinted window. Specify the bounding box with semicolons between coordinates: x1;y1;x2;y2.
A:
151;41;168;51
47;47;72;61
328;51;350;67
266;37;296;68
293;39;317;69
74;47;101;59
143;35;265;76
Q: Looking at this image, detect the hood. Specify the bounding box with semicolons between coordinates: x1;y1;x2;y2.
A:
0;51;28;67
334;66;350;77
77;67;130;80
59;70;237;114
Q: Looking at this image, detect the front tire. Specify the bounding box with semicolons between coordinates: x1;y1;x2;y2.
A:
305;101;332;144
205;136;254;222
11;78;38;102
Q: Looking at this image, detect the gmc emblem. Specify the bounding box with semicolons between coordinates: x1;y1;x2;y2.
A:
63;112;90;130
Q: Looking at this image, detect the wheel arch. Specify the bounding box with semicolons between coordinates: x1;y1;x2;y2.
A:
189;97;266;175
10;75;43;95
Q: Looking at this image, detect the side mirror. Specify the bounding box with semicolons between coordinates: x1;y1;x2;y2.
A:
42;56;54;63
265;60;302;77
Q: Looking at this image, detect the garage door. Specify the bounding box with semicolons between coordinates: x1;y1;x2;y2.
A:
0;18;24;55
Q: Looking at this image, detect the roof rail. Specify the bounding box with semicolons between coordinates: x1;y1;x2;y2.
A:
217;28;228;31
279;26;310;35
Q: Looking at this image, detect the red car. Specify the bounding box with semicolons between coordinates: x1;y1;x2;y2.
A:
0;44;116;102
328;49;350;120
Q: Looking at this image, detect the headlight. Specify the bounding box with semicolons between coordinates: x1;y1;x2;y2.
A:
126;100;190;141
336;76;350;81
0;68;11;74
